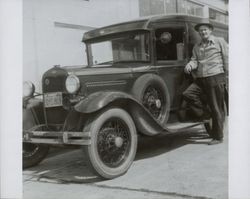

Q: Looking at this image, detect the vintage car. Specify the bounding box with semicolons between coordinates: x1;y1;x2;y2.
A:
23;14;228;179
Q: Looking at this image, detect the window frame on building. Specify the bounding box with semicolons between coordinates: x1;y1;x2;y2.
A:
177;0;204;17
209;8;228;24
138;0;228;25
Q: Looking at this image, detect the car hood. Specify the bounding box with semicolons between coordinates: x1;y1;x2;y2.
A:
63;64;132;76
60;63;151;76
43;62;152;79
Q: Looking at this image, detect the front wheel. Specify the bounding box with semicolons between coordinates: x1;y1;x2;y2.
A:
83;108;137;179
23;143;49;168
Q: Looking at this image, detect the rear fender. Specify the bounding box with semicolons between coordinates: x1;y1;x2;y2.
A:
74;91;167;135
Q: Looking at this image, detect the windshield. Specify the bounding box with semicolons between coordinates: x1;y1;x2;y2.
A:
87;32;150;66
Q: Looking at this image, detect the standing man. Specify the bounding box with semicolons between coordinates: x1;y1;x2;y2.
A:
184;19;228;145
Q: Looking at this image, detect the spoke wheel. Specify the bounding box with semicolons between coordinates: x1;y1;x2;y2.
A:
84;108;137;179
23;143;40;158
142;85;166;121
23;143;49;168
23;126;49;169
131;74;170;135
97;118;131;168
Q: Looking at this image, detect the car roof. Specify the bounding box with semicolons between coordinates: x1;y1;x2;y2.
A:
82;14;228;42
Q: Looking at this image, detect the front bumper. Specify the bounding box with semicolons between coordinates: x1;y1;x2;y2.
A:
23;127;91;145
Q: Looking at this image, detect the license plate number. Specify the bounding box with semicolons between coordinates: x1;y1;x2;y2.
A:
44;92;63;108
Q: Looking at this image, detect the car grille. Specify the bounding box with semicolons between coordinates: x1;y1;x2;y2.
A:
43;76;67;93
42;75;68;124
44;106;68;125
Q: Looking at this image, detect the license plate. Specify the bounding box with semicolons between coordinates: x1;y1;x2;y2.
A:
44;92;63;108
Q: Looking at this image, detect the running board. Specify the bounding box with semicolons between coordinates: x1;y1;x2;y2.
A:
164;122;205;134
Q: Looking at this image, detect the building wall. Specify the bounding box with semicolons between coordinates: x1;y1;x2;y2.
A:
23;0;139;90
139;0;228;18
197;0;227;11
24;0;228;91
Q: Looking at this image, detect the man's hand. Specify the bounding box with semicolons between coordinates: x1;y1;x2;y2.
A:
184;64;193;74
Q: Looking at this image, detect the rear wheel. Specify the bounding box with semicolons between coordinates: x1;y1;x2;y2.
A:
142;85;166;121
83;108;137;179
131;74;170;135
132;74;170;124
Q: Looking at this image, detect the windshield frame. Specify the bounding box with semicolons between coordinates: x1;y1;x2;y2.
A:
85;30;151;67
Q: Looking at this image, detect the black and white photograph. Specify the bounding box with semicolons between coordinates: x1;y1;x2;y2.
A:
0;0;250;199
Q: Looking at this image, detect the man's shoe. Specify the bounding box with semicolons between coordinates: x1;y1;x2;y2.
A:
208;139;223;145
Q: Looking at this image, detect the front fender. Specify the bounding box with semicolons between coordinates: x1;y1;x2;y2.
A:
23;97;45;130
74;91;167;135
74;91;135;113
23;96;42;109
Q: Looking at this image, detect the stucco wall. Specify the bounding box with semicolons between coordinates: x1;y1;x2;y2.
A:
23;0;139;90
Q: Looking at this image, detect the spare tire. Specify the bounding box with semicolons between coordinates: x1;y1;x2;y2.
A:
131;74;170;135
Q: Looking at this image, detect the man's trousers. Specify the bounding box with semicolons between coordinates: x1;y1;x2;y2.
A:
196;74;226;140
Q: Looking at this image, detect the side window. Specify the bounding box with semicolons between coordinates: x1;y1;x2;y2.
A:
155;27;185;61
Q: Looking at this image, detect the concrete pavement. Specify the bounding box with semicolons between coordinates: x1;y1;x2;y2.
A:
23;122;228;199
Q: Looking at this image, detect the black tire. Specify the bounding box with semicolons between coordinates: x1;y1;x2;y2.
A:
131;74;170;133
23;143;49;168
83;108;137;179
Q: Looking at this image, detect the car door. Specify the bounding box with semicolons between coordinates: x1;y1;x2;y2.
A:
152;22;190;111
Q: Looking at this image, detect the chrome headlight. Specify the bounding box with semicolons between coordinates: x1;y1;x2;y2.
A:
65;75;80;94
23;81;35;97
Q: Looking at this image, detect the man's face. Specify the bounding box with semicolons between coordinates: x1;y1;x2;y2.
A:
198;25;212;40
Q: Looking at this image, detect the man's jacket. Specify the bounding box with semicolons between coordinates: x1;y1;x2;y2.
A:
188;35;228;78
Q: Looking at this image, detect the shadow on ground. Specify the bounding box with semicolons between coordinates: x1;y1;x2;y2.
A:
23;127;210;184
136;128;210;161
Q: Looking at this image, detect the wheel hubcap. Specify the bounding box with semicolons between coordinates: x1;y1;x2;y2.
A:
115;137;123;148
143;86;165;120
97;119;130;168
155;99;162;109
